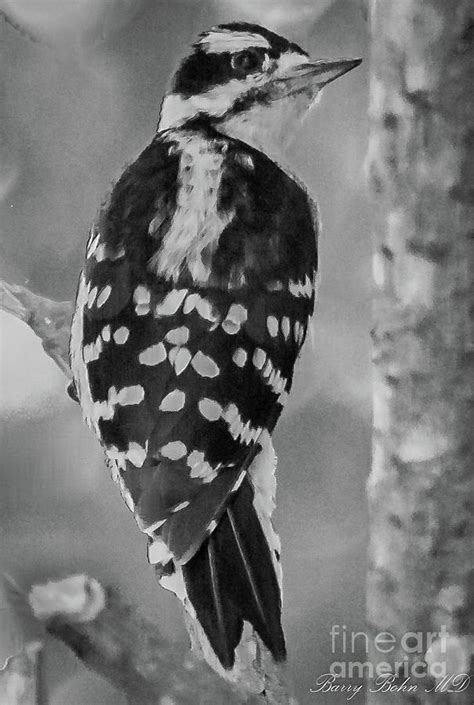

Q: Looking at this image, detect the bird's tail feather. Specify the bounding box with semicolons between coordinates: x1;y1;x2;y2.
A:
182;476;286;669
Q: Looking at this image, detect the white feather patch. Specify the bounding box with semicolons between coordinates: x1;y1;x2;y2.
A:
90;384;145;426
138;342;167;366
165;326;189;345
106;441;148;469
155;289;188;316
232;347;247;368
160;441;187;460
159;389;186;412
222;303;247;334
148;538;174;565
197;29;271;54
223;404;262;446
113;326;129;345
187;450;218;482
191;351;220;378
198;397;222;421
173;347;192;375
248;431;283;590
159;565;195;619
149;132;233;283
96;285;112;308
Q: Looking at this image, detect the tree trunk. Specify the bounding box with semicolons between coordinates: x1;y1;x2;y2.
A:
367;1;474;703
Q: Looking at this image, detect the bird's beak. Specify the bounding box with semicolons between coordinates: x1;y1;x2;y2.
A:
274;57;362;97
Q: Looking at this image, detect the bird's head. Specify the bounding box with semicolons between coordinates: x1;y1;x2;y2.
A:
158;22;361;154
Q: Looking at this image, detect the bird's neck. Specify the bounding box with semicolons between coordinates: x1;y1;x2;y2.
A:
215;101;297;166
158;93;303;171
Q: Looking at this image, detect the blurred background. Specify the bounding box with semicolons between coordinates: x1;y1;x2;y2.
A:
0;1;370;702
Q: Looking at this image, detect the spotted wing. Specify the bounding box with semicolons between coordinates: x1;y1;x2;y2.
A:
74;263;315;560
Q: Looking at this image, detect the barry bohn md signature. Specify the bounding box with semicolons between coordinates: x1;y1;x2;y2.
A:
310;673;471;701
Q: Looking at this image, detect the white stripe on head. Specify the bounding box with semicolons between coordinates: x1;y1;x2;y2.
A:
159;74;260;130
197;29;271;54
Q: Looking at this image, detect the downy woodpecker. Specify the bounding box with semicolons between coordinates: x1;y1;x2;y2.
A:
70;22;360;672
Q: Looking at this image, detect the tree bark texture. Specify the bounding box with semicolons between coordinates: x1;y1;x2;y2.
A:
367;1;474;703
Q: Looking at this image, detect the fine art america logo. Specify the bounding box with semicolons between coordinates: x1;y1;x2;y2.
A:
309;625;471;701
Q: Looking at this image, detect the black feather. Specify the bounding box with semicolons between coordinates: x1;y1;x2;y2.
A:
183;477;286;668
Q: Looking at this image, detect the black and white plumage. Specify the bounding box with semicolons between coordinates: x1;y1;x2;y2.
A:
70;22;360;672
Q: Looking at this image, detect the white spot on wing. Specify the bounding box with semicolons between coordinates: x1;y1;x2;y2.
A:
91;385;144;428
96;285;112;308
223;403;238;424
127;441;148;467
115;385;145;406
161;441;187;460
281;316;290;340
168;346;179;364
83;336;103;363
133;285;151;316
188;450;205;467
155;289;188;316
252;348;266;370
86;228;100;257
87;286;98;308
165;326;189;345
222;303;247;334
94;243;125;262
183;292;200;314
139;343;166;366
107;441;148;468
191;351;220;378
133;286;151;304
198;398;222;421
101;325;111;342
293;321;305;345
289;276;314;299
263;358;273;378
172;501;190;513
195;296;219;323
267;315;279;338
159;389;185;412
232;348;247;368
174;347;192;375
223;403;262;446
189;458;218;483
113;326;129;345
254;354;288;402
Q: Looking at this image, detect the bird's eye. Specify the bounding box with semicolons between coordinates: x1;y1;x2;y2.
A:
231;49;263;75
